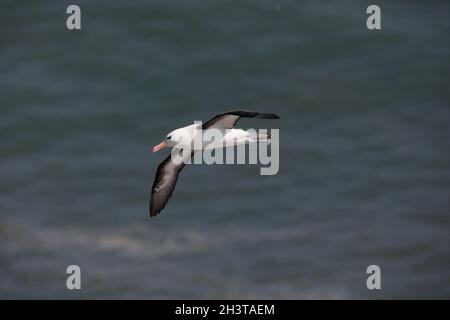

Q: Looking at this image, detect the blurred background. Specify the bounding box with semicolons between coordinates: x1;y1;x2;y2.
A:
1;0;449;299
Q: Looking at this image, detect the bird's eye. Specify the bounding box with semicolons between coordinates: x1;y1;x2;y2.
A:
167;136;171;140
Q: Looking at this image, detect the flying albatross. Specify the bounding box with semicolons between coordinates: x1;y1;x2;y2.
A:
149;110;280;217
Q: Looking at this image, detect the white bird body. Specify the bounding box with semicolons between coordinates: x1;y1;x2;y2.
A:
149;110;279;217
166;124;266;151
168;124;267;151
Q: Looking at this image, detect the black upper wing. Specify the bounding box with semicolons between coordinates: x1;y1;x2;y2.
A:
202;111;279;129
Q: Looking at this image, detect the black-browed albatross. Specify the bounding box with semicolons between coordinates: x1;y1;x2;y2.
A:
149;110;280;217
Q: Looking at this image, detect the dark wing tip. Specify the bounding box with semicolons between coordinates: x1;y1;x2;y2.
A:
149;189;169;217
149;201;160;217
227;110;280;119
149;183;173;217
257;113;280;119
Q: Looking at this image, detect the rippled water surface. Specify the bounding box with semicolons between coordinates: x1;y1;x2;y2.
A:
1;0;449;298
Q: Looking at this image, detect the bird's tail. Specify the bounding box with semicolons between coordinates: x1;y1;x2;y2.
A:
250;129;271;144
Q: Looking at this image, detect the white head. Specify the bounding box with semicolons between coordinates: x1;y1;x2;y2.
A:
152;128;188;153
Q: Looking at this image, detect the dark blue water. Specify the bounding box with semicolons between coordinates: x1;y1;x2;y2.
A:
1;0;449;298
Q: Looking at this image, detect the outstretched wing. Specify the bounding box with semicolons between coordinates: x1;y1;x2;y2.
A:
202;110;279;129
150;111;279;217
149;149;192;217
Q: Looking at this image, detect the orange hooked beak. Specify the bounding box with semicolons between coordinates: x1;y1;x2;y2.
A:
152;141;167;153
